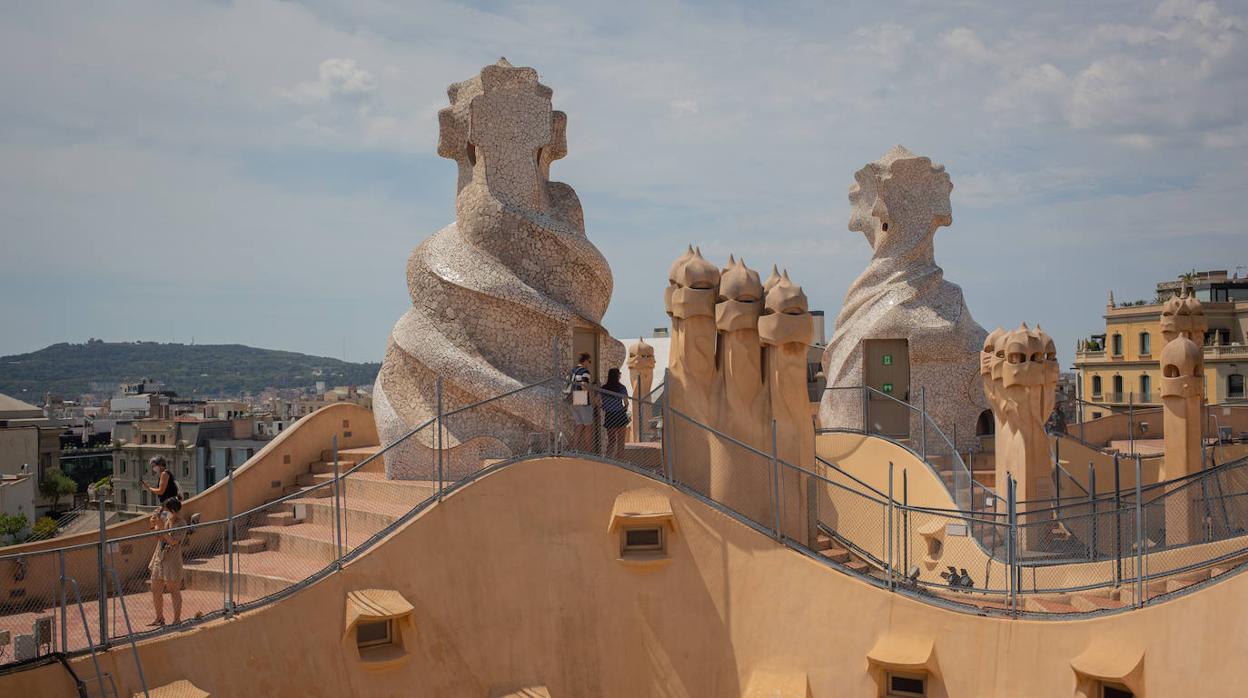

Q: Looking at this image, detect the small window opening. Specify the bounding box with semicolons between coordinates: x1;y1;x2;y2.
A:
356;619;393;649
887;672;926;697
622;526;664;554
1100;683;1133;698
926;537;942;559
881;222;889;231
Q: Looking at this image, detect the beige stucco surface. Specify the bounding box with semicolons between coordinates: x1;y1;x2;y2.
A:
8;455;1248;697
0;403;376;610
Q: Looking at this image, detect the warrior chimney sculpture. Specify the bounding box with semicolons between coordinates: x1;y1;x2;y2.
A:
820;147;988;450
1159;292;1207;543
625;339;656;443
374;60;623;478
983;324;1059;507
665;249;815;542
1159;292;1207;482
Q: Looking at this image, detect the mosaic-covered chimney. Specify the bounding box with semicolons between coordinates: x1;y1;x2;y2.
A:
374;59;623;478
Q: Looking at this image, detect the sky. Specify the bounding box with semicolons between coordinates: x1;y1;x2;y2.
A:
1;0;1246;368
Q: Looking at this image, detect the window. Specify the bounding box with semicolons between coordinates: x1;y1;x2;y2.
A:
886;672;926;697
622;526;664;555
1092;376;1103;397
120;459;127;475
1112;334;1123;356
1112;375;1123;397
119;489;126;506
141;434;149;444
1230;374;1245;399
1092;411;1103;419
159;434;166;444
356;619;393;649
1139;375;1151;400
1139;332;1150;356
1100;683;1133;698
182;460;190;477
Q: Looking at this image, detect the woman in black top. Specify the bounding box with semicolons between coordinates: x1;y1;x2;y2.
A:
601;368;630;459
141;456;179;504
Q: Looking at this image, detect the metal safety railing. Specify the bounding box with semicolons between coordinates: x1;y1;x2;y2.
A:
6;372;1248;675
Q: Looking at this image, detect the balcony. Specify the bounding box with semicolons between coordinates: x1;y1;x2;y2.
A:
1098;392;1156;406
1205;344;1248;359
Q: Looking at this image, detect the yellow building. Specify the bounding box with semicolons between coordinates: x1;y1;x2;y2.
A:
1074;270;1248;419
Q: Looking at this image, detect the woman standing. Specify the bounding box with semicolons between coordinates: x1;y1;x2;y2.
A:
140;456;179;505
147;498;188;626
601;368;630;460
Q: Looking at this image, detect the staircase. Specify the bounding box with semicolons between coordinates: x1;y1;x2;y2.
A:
183;446;437;604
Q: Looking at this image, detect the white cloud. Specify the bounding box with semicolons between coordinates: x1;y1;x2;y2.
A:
941;27;993;64
283;58;378;103
1;0;1246;363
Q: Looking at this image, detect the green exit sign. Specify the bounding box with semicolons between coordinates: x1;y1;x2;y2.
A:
882;354;892;365
883;383;894;394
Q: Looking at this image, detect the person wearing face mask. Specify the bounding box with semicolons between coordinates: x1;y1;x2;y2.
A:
140;456;179;504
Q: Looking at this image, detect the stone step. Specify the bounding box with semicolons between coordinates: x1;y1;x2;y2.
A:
1070;592;1129;612
286;496;410;536
296;472;335;487
1024;596;1080;614
322;447;380;463
184;551;325;599
819;547;851;564
1164;572;1210;594
844;559;870;573
232;538;266;555
263;511;299;527
284;484;331;499
308;460;358;475
249;524;345;562
340;472;437;503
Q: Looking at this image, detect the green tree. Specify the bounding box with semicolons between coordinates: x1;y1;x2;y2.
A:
39;467;77;511
31;516;58;540
0;512;29;544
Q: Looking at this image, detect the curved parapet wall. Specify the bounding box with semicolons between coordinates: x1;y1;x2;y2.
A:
0;403;376;611
1;403;376;557
374;59;623;479
10;456;1248;697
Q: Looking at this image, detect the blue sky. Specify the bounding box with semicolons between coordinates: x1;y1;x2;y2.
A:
1;0;1245;368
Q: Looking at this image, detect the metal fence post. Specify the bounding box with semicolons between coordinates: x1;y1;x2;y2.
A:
1113;453;1122;587
903;470;910;576
226;461;234;616
58;549;67;652
1054;437;1062;519
1088;463;1097;561
862;386;869;434
1007;475;1018;616
436;376;444;501
887;461;895;591
1134;454;1144;607
332;434;342;563
662;372;673;483
771;419;781;541
919;387;927;461
1128;392;1135;456
97;491;107;649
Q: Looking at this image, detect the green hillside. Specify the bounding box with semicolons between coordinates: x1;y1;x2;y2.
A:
0;341;380;398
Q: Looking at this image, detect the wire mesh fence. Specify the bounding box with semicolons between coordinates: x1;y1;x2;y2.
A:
11;373;1248;670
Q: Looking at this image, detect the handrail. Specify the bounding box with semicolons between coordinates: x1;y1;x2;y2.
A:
9;370;1248;672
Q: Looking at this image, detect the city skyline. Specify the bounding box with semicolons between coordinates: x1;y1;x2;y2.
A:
2;1;1246;365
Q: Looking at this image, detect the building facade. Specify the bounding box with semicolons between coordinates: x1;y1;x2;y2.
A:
0;393;63;517
1074;270;1248;419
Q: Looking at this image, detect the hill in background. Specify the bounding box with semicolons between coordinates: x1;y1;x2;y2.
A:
0;341;380;399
